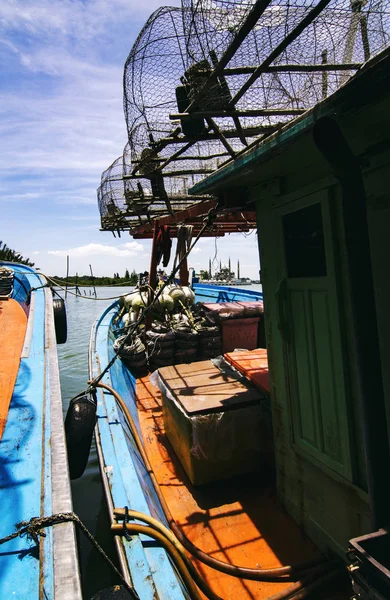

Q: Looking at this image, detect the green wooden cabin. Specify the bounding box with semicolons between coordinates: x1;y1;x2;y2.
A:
190;46;390;557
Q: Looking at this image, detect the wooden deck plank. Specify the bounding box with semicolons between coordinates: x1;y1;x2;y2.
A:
0;299;27;438
135;375;333;600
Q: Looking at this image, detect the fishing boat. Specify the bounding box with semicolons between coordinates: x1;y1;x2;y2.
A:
85;1;390;599
0;263;82;600
90;282;336;600
194;281;261;302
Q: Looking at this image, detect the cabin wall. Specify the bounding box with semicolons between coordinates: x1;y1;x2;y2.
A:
200;55;390;556
334;71;390;456
365;159;390;448
252;175;372;556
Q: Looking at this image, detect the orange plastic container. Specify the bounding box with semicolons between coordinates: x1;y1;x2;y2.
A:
221;317;260;353
224;348;270;394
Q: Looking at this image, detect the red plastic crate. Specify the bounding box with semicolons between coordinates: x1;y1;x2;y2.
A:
221;317;260;353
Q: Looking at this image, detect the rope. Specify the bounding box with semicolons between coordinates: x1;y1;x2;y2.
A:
12;207;217;308
10;270;135;302
88;205;219;391
0;512;140;600
51;276;136;288
43;275;131;301
173;225;194;271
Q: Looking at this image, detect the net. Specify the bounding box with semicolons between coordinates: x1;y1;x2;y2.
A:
99;0;390;233
181;0;390;129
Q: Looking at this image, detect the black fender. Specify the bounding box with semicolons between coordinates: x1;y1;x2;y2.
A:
53;297;67;344
65;391;97;480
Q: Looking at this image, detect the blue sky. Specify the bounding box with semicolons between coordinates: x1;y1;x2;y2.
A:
1;0;260;280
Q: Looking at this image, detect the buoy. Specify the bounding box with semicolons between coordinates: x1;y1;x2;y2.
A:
65;390;97;479
53;297;67;344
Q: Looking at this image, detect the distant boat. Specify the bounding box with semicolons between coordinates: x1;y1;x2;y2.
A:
0;263;81;600
193;281;262;302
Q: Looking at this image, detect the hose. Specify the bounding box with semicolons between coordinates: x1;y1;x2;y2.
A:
286;567;345;599
111;523;203;600
93;381;328;583
267;562;344;600
112;512;222;600
112;510;342;600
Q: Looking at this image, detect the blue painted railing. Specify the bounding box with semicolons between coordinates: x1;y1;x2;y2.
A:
193;283;263;304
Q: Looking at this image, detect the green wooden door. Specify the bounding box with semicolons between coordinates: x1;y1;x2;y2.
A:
277;190;352;480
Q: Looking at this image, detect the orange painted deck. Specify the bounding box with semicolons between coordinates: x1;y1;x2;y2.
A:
135;375;349;599
224;349;270;394
0;299;27;438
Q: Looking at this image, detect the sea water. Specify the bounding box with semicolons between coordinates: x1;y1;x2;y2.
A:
58;286;132;598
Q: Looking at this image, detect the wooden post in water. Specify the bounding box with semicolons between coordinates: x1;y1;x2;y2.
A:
75;272;80;295
89;264;97;298
65;255;69;299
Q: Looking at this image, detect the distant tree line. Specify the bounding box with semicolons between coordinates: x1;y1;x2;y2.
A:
53;268;139;287
0;241;34;266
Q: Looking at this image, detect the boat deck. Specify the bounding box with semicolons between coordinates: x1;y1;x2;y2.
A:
135;373;351;600
0;299;27;438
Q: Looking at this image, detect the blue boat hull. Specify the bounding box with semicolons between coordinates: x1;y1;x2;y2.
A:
0;263;81;600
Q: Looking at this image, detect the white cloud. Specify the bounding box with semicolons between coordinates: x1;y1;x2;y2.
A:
0;58;126;174
0;0;261;282
49;242;143;258
0;0;180;42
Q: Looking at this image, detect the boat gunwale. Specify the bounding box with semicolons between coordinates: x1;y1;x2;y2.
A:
89;301;190;599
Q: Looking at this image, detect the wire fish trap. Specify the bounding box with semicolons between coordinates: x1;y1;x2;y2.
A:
181;0;390;128
127;121;228;185
98;155;127;232
123;6;252;173
97;128;219;233
124;6;190;140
